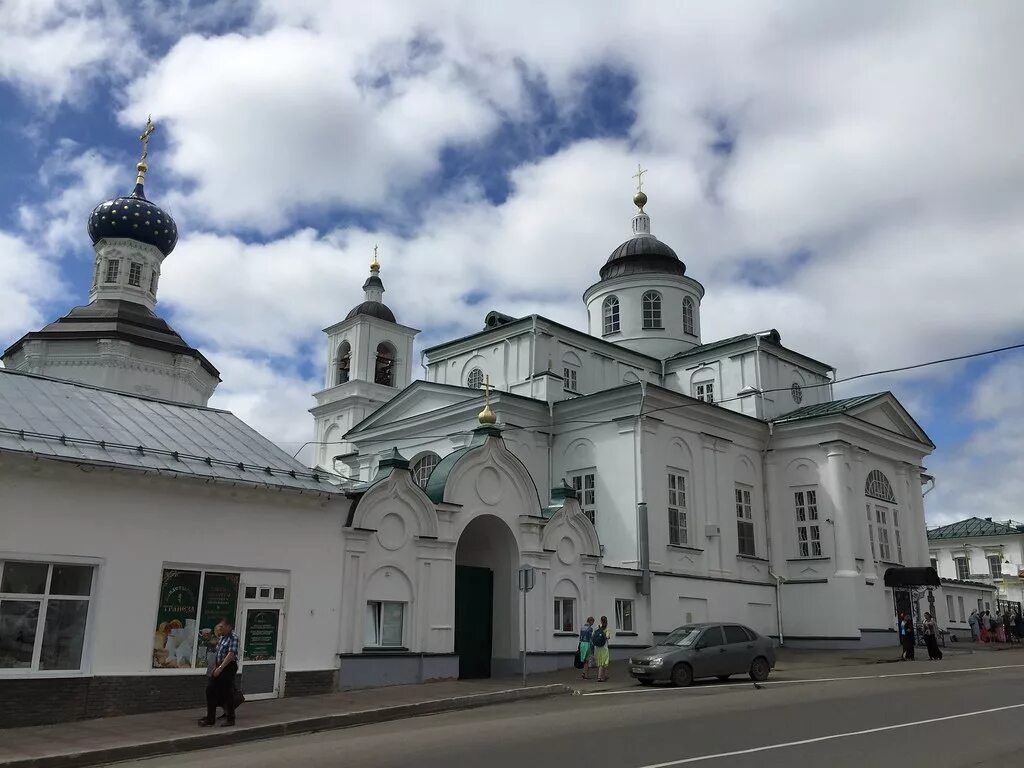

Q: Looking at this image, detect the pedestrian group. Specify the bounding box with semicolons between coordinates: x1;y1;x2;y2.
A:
576;615;613;682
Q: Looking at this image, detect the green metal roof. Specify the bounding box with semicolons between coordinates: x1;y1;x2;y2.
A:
423;426;500;503
772;393;886;423
927;517;1024;540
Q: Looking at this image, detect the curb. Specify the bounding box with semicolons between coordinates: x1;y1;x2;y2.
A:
2;684;569;768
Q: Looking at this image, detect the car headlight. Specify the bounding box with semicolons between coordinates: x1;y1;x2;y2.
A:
649;657;664;667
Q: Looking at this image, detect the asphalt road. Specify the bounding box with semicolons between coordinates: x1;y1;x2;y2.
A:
124;656;1024;768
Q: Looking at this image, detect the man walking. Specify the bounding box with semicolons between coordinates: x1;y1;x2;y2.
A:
198;617;239;728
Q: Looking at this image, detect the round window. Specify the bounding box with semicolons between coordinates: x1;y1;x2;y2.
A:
791;382;803;403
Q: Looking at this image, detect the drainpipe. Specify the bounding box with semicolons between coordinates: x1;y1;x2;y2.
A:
420;350;428;382
762;419;785;645
529;316;538;399
547;400;555;495
637;381;651;596
660;357;666;388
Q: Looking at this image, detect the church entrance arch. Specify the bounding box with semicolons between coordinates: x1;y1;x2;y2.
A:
454;514;519;679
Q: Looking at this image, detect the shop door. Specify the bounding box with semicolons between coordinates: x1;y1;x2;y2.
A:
240;605;283;700
455;565;493;679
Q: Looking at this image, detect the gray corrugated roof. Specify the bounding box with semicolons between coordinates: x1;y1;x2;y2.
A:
0;369;335;495
772;393;886;423
927;517;1024;540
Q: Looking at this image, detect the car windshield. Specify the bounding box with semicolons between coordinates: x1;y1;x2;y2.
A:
661;626;702;647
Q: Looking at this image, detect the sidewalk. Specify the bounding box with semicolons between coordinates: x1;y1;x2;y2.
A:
0;676;570;768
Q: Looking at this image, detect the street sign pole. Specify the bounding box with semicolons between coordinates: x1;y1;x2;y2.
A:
518;566;535;686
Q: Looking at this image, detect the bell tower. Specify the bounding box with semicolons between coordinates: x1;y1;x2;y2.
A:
309;249;419;471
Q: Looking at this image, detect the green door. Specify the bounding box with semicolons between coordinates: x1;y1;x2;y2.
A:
455;565;493;679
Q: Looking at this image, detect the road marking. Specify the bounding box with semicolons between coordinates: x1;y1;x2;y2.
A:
583;663;1024;697
633;702;1024;766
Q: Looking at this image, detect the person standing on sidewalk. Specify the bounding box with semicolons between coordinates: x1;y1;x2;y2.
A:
901;613;916;660
199;618;239;728
578;617;595;680
593;616;613;682
923;613;943;660
968;609;980;641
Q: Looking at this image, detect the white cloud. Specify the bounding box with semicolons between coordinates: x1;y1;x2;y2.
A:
0;231;64;343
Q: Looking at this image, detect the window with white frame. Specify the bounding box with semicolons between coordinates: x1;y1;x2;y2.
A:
988;555;1003;579
554;597;575;633
735;485;755;556
893;509;903;563
563;365;578;392
641;290;662;329
865;470;897;503
411;452;440;488
365;601;404;647
929;554;937;571
866;504;876;560
875;507;892;561
668;471;688;545
0;561;94;672
957;595;965;622
955;557;970;581
570;471;596;525
794;489;821;557
467;367;484;389
615;598;634;632
104;259;120;283
946;594;955;622
128;262;143;287
602;295;620;335
682;297;695;335
693;381;714;404
149;269;158;294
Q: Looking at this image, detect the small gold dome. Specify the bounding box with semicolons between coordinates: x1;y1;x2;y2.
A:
478;404;496;425
633;190;648;211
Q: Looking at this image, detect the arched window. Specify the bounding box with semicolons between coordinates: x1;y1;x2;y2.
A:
467;368;484;389
374;342;395;387
865;470;896;502
411;452;440;488
337;341;351;385
642;291;662;329
682;297;695;336
602;296;620;335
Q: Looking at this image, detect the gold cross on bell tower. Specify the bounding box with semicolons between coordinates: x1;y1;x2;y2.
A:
632;163;647;194
136;115;155;185
478;375;496;425
371;244;380;271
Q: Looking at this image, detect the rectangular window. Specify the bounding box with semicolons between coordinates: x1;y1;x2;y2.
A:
875;507;891;561
365;601;404;647
563;367;578;392
930;555;938;572
955;557;970;581
128;262;142;287
988;555;1002;579
693;381;714;404
104;259;120;283
615;599;634;632
149;270;157;294
866;504;876;560
668;471;688;546
893;509;903;563
0;561;94;672
957;596;965;622
570;471;596;526
794;489;821;557
554;597;575;633
153;569;240;669
735;486;755;556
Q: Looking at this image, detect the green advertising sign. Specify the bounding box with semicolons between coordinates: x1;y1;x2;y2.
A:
244;609;280;661
194;572;240;667
153;569;201;668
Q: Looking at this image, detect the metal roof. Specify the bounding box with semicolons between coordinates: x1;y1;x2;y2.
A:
0;369;336;495
771;393;886;423
927;517;1024;540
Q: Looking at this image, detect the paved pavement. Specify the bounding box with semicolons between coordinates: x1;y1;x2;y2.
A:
107;652;1024;768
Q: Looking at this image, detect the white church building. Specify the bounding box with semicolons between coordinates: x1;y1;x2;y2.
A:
0;127;988;726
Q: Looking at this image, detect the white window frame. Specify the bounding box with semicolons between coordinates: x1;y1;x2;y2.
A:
641;290;662;329
735;485;755;557
987;554;1003;579
0;559;95;675
955;557;970;581
602;295;620;335
467;368;484;389
929;553;937;572
569;470;596;525
563;365;578;393
794;488;822;557
682;297;695;335
693;381;714;404
946;594;955;623
128;261;143;287
866;504;876;560
957;595;965;622
149;269;158;294
411;453;440;488
668;470;688;546
892;509;903;563
104;259;120;283
554;597;575;633
875;506;892;561
365;600;405;648
615;598;634;632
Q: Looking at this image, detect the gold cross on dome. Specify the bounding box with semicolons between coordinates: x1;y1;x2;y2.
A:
371;244;380;270
139;116;155;164
632;163;647;194
482;375;491;404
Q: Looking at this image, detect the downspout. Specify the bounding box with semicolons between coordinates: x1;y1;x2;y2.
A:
547;400;555;496
637;381;651;596
529;316;538;399
762;419;785;646
420;350;428;382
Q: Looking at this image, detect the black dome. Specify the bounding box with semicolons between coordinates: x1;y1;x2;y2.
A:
346;301;396;323
88;183;178;256
600;235;685;280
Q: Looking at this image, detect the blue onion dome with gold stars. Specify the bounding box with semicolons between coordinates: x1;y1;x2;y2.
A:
87;117;178;256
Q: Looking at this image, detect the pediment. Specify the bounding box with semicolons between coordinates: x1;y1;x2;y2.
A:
850;395;933;447
348;381;478;436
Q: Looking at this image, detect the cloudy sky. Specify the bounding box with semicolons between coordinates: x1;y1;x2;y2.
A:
1;0;1021;525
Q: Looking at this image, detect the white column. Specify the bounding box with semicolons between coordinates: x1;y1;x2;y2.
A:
822;441;858;577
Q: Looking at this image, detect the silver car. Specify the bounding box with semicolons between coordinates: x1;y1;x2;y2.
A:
628;622;776;687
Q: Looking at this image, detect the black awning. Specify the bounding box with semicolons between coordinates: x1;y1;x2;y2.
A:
884;567;941;588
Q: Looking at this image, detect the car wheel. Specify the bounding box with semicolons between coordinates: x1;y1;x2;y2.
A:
749;656;770;682
717;675;731;681
639;679;654;686
670;663;693;687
